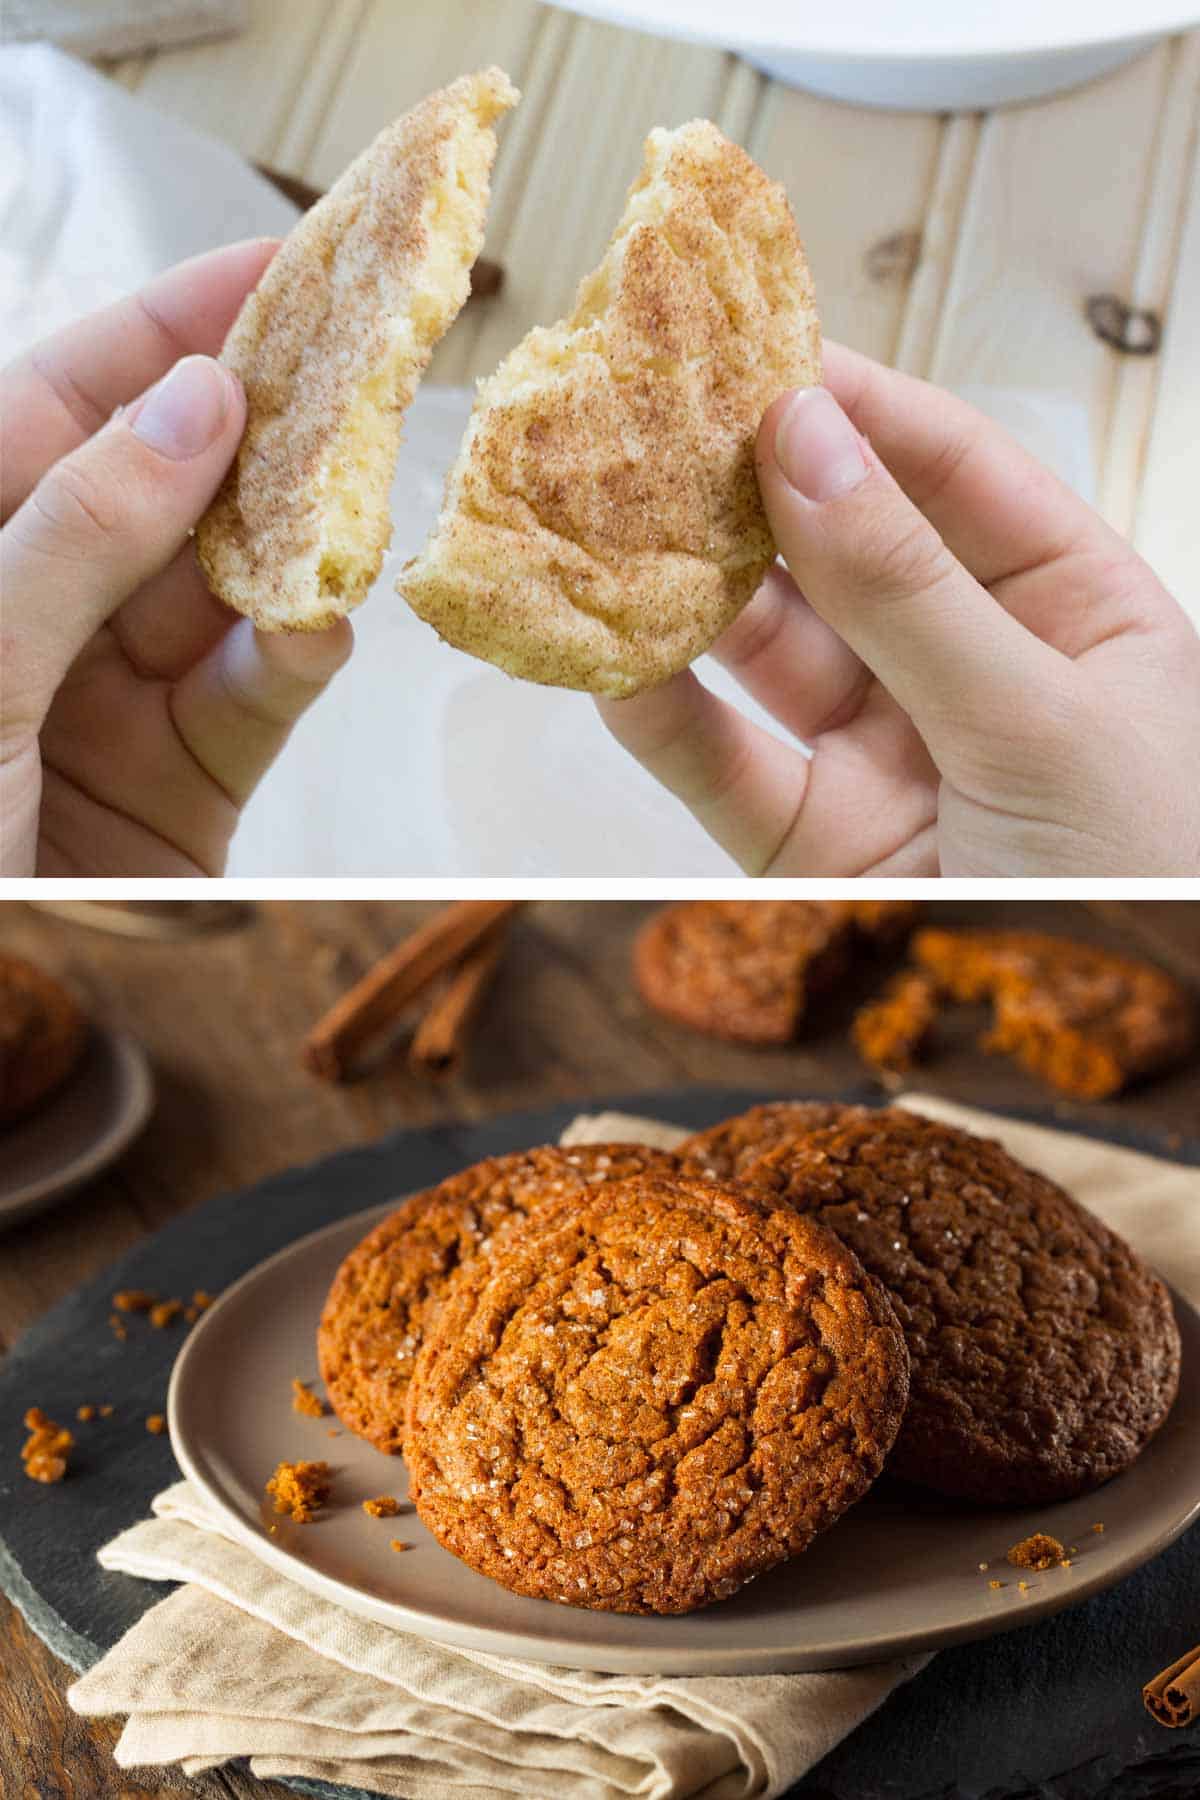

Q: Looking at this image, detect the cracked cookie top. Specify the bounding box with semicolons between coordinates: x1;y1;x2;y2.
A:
733;1107;1181;1504
404;1171;909;1614
399;119;821;696
317;1142;680;1454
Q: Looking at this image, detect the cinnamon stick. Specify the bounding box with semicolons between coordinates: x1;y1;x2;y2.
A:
303;902;520;1081
1144;1644;1200;1727
409;925;507;1078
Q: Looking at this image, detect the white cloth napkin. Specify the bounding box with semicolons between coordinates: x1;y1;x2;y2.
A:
67;1099;1199;1799
2;2;247;60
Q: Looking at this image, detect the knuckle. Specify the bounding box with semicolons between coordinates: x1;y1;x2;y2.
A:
28;456;127;559
853;511;952;605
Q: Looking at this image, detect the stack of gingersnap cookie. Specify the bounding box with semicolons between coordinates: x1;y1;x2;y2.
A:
317;1104;1181;1615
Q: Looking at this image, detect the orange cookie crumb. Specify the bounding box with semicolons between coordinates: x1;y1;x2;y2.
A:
76;1404;96;1422
362;1495;401;1519
145;1414;167;1436
389;1539;410;1552
21;1408;73;1483
266;1459;332;1523
1091;1522;1105;1534
149;1299;183;1329
113;1289;156;1313
192;1290;215;1311
1007;1532;1065;1571
98;1403;114;1418
988;1579;1004;1590
291;1379;326;1419
108;1316;128;1342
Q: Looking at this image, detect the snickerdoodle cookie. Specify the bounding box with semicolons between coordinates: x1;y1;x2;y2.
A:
399;120;821;695
198;68;518;631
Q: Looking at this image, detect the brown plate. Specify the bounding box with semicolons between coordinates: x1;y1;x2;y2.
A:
167;1200;1200;1675
0;1026;154;1230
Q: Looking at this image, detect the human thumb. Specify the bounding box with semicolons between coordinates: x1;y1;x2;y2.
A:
1;356;244;739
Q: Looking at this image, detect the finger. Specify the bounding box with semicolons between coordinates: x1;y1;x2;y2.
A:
756;386;1079;795
110;541;235;682
596;672;811;874
169;617;353;807
1;238;277;521
821;341;1113;588
1;356;245;738
708;562;871;743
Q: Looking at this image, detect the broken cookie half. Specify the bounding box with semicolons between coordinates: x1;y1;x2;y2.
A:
399;119;821;697
197;67;519;632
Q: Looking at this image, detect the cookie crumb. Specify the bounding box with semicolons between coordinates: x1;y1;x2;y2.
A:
326;1429;341;1438
1061;1558;1072;1568
113;1289;156;1313
149;1299;183;1329
291;1379;325;1419
266;1459;332;1522
988;1579;1004;1590
1018;1580;1031;1592
192;1290;215;1311
363;1495;400;1519
1091;1522;1105;1534
145;1414;167;1436
389;1539;410;1552
1007;1532;1065;1571
98;1403;114;1419
76;1404;96;1422
108;1315;128;1342
21;1408;73;1483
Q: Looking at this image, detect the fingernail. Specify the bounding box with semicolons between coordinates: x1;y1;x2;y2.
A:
130;356;231;460
774;387;869;502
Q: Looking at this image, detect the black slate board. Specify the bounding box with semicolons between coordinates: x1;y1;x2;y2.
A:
2;1087;1199;1800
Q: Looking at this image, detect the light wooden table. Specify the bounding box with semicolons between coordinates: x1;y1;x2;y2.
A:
95;0;1200;618
2;897;1199;1798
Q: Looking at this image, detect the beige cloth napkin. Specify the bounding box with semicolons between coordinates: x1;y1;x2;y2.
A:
68;1100;1199;1798
2;0;247;58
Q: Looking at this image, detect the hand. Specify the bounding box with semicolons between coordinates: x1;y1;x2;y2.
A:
598;342;1200;876
1;241;351;877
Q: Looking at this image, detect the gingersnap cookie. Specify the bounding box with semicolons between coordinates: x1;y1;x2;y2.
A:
682;1099;861;1179
852;970;940;1077
404;1171;909;1614
733;1107;1181;1504
911;928;1195;1101
399;120;821;696
318;1142;680;1453
197;68;518;632
634;900;921;1045
0;953;87;1128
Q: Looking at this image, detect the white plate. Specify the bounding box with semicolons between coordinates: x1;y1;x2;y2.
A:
0;1025;154;1230
548;1;1200;108
168;1198;1200;1674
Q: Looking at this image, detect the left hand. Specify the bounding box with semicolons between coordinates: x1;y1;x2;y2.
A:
1;240;352;877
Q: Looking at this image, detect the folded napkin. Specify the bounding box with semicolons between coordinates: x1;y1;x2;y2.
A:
67;1098;1199;1798
1;1;247;59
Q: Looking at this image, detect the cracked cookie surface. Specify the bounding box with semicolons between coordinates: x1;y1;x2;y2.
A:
635;900;920;1043
728;1107;1181;1503
318;1142;680;1453
404;1171;909;1613
399;119;820;695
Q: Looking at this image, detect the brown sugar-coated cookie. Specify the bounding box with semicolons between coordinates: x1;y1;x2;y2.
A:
318;1142;680;1453
911;928;1195;1100
0;953;87;1128
404;1171;909;1614
681;1099;862;1179
731;1107;1181;1504
634;901;921;1045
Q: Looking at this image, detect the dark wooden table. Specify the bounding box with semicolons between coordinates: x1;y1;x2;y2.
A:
3;897;1198;1800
